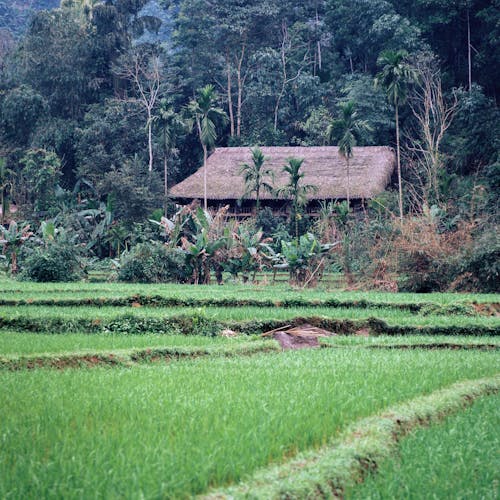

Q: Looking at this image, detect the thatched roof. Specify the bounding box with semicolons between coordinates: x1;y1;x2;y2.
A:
170;146;395;201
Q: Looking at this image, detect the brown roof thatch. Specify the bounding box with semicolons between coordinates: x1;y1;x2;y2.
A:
170;146;395;201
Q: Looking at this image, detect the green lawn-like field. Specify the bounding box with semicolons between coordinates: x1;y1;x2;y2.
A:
345;393;500;499
1;304;498;328
1;349;498;499
0;279;499;498
0;331;258;356
0;278;498;305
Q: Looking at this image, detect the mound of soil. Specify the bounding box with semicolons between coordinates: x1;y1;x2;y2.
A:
264;324;335;350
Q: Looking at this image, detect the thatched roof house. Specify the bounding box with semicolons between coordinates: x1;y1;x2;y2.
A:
170;146;395;214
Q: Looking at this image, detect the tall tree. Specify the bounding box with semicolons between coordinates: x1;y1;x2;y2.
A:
187;84;228;210
239;146;274;213
375;49;417;220
327;100;371;206
152;98;187;214
276;157;317;241
114;48;162;173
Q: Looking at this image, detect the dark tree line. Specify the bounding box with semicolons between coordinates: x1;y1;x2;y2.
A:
0;0;497;223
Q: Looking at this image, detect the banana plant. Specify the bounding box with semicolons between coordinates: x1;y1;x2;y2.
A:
262;232;338;286
0;222;34;274
223;224;271;282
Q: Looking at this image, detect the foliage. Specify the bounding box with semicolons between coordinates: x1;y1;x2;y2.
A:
239;146;274;211
19;238;82;282
118;241;187;284
276;157;318;241
0;221;34;274
19;148;61;214
222;222;271;282
264;232;338;286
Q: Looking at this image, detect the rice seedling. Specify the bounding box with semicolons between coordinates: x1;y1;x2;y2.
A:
1;305;498;327
0;277;498;306
320;335;500;347
0;348;498;498
344;393;500;499
0;331;256;356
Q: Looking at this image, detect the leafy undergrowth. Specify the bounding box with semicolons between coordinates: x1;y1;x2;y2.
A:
0;339;278;370
344;392;499;499
0;350;498;498
204;375;500;499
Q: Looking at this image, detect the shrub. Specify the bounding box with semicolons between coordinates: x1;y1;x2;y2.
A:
20;241;82;282
457;229;499;292
118;242;188;283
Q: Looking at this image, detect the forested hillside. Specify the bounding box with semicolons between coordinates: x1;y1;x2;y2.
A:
0;0;498;291
0;0;60;36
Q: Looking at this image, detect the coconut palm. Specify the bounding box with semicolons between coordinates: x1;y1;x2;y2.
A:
276;157;318;241
327;101;371;206
375;50;418;221
188;85;228;211
239;146;274;213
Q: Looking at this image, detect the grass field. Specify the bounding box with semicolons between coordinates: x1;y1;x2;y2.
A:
345;393;500;499
0;331;259;356
0;279;499;497
1;349;498;498
1;277;498;305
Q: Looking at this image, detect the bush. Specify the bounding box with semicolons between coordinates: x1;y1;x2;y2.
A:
458;230;500;292
20;241;82;282
118;242;188;283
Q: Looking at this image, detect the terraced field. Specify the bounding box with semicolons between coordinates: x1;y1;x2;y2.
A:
0;278;498;498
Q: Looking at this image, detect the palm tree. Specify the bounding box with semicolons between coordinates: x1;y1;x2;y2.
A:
152;98;186;215
375;50;417;221
276;157;318;241
188;85;228;211
239;146;274;213
0;158;13;225
327;101;371;207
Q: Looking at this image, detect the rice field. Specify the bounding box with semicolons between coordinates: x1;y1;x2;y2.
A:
344;393;500;499
1;349;499;499
0;279;499;497
0;331;258;356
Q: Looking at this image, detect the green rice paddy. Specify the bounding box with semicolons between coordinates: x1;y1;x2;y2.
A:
345;393;500;499
0;279;498;497
1;349;498;499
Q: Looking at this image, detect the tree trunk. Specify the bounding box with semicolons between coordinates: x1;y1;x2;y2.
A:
227;56;235;136
11;250;17;274
236;41;246;137
164;151;168;217
203;143;208;211
395;104;403;221
147;113;153;172
346;156;350;207
467;6;472;91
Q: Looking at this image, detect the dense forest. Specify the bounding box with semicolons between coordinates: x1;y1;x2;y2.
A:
0;0;498;291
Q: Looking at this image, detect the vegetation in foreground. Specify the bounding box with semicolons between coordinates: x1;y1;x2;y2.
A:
345;393;499;500
1;349;498;498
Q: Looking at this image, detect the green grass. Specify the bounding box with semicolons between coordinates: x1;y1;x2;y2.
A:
0;278;498;305
345;394;500;499
1;304;498;327
0;331;254;356
320;334;500;347
0;349;498;498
